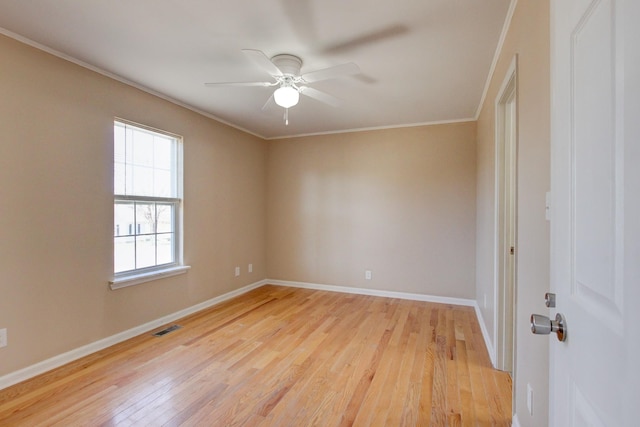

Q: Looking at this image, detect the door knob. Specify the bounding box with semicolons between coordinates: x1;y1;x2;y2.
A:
530;313;567;342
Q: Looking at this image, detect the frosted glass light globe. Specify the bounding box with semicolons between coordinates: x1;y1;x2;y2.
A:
274;86;299;108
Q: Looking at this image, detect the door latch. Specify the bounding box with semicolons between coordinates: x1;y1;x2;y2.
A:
544;292;556;308
530;313;567;342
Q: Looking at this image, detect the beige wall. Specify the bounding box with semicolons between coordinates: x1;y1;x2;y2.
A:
1;9;552;424
267;123;477;298
0;34;267;376
475;1;550;425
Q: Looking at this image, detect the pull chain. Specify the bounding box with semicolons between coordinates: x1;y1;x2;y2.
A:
284;108;289;126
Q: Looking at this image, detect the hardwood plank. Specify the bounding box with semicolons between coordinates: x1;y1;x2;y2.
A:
385;307;420;426
417;325;436;426
0;285;512;426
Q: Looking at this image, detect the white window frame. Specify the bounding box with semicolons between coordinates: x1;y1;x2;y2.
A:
110;119;188;290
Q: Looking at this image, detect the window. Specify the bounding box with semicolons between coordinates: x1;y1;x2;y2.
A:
111;120;187;289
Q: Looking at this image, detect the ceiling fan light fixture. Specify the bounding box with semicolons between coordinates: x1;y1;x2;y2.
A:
274;86;300;108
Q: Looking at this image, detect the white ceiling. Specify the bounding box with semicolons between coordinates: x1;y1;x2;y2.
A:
0;0;512;139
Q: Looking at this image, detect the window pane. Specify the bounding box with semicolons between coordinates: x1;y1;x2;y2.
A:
157;233;174;265
136;203;156;235
114;124;127;195
132;165;154;196
115;236;135;273
114;123;126;159
156;203;174;233
154;135;173;170
136;235;156;269
114;202;134;237
132;131;154;167
114;162;126;195
154;169;172;197
114;122;179;198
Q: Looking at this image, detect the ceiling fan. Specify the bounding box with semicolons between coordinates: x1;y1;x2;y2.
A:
205;49;360;125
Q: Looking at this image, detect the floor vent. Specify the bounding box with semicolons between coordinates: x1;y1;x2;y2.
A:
152;324;182;337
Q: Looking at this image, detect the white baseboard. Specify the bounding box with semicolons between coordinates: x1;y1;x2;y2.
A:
268;279;478;307
512;413;522;427
1;278;497;391
0;279;268;391
473;303;497;367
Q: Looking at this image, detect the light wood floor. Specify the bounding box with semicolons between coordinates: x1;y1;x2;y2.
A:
0;285;512;426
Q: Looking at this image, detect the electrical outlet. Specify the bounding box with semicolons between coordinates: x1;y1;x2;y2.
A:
0;328;7;348
365;270;372;280
527;383;534;415
248;263;253;273
234;267;240;277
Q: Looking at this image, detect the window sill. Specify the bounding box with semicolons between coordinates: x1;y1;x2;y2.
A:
109;265;191;290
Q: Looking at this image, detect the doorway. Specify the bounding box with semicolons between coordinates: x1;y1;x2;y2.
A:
495;57;517;374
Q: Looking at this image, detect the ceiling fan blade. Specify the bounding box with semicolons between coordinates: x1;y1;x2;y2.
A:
321;24;409;55
241;49;283;77
261;93;275;111
299;86;342;107
204;81;276;87
280;0;317;47
301;62;360;83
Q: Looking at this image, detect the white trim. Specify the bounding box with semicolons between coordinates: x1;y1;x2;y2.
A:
493;55;519;373
0;279;268;391
474;0;519;119
512;413;522;427
496;57;519;107
474;302;497;367
266;118;477;140
268;279;477;306
109;265;191;290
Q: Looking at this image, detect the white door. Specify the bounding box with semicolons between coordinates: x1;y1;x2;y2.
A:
550;0;639;425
